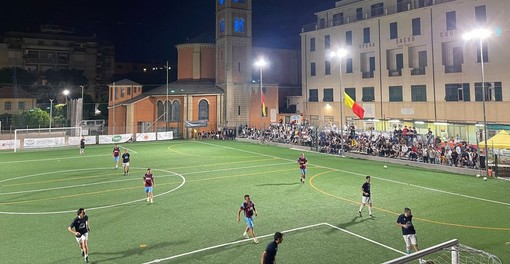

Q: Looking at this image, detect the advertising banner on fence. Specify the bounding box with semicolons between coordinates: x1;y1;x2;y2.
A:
157;131;173;140
136;133;157;142
68;136;96;146
0;140;20;150
24;137;66;149
98;134;133;144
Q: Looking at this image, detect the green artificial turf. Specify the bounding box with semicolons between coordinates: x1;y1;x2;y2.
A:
0;140;508;263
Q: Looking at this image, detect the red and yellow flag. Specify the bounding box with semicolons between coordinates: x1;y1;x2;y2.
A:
344;92;365;119
261;90;267;117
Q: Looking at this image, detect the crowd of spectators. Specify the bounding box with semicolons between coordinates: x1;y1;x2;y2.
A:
237;123;484;170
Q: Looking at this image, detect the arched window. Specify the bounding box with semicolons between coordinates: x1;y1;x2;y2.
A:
234;18;245;33
198;100;209;120
156;101;164;120
219;19;225;33
171;100;181;121
164;100;171;122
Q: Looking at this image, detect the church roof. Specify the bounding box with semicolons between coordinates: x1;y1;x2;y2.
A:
147;79;224;96
118;79;223;105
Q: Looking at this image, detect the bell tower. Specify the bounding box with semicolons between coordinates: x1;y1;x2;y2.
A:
215;0;253;127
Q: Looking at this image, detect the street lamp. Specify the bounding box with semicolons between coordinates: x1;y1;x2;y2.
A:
63;89;70;127
330;48;348;157
255;58;268;118
463;28;491;176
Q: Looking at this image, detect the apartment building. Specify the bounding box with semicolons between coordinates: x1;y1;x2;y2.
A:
0;25;114;101
300;0;510;141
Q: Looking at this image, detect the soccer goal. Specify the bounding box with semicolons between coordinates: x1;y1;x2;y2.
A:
14;127;83;152
383;239;502;264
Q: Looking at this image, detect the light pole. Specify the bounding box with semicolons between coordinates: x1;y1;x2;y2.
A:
63;89;70;127
49;99;54;132
463;29;491;176
255;58;268;118
80;85;84;123
330;49;348;156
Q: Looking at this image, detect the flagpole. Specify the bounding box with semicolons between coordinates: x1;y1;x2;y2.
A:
339;61;345;157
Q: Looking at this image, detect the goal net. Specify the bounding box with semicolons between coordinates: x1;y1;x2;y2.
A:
14;127;83;152
383;239;502;264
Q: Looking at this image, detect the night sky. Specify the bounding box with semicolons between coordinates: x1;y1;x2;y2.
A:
0;0;335;63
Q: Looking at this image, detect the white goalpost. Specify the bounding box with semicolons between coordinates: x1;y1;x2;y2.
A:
14;127;83;152
383;239;502;264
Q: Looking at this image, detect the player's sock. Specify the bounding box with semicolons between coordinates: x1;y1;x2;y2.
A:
368;207;372;216
146;198;149;202
150;199;153;203
359;204;364;212
81;250;84;257
242;232;249;238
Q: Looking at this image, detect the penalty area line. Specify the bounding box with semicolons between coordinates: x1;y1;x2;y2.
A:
142;223;325;264
119;145;138;154
142;222;403;264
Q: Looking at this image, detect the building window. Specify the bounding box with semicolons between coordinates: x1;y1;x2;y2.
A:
311;62;316;76
157;101;165;121
198;100;209;120
115;87;118;99
363;27;370;43
4;102;11;110
325;35;330;49
18;101;25;111
234;18;245;32
346;31;352;46
171;100;181;121
346;58;353;73
371;3;384;17
356;8;363;21
325;61;331;75
445;84;469;101
310;38;316;51
344;87;356;101
412;18;421;36
362;87;375;102
121;87;125;97
475;5;486;24
411;85;427;102
309;89;318;102
219;19;225;33
233;0;245;3
323;88;334;102
477;42;489;63
475;82;502;101
446;11;456;31
389;86;403;102
333;13;344;26
390;22;398;39
397;0;410;12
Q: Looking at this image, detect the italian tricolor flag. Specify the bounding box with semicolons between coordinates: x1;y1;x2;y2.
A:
344;92;365;119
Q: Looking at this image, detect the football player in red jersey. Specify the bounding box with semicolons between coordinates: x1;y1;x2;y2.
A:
297;153;308;183
143;168;155;203
112;144;120;169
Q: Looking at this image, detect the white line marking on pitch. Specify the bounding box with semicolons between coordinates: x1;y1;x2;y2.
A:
0;154;108;165
119;145;138;154
142;222;403;264
199;141;510;207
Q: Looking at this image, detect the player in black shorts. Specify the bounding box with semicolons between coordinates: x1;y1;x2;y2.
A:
122;149;130;175
67;208;90;263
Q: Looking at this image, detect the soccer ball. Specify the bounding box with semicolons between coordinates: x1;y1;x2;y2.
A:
383;165;388;169
476;174;481;178
483;176;488;181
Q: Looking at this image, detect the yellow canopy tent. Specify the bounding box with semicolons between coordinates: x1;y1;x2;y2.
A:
478;130;510;149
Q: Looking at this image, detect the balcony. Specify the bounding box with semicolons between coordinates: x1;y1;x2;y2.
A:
411;67;425;75
389;70;402;77
362;71;374;79
444;65;462;73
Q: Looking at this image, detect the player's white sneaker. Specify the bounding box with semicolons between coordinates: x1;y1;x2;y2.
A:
253;238;259;244
146;198;149;202
242;232;249;239
150;199;153;203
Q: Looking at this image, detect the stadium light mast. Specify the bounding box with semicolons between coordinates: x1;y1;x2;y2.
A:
255;58;268;119
330;48;348;157
463;28;491;176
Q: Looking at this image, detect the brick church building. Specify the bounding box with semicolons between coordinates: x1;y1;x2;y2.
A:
108;0;300;138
